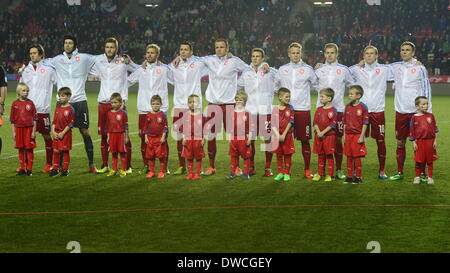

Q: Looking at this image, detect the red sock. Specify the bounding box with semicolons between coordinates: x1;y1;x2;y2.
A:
63;151;70;170
53;151;60;170
177;140;185;167
141;138;147;166
160;158;166;173
148;159;155;172
376;140;386;173
126;140;132;169
187;159;194;175
355;157;362;178
244;158;250;175
19;149;26;170
415;162;423;177
230;156;239;173
120;152;126;171
327;154;334;176
276;154;284;174
112;153;118;171
45;138;53;165
208;138;216;168
301;141;311;170
265;151;273;169
195;160;202;175
284;155;292;175
26;149;34;171
427;163;433;178
318;154;326;176
335;140;343;170
396;146;406;174
101;136;109;167
346;156;353;177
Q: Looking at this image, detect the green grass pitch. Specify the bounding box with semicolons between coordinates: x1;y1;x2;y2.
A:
0;90;449;253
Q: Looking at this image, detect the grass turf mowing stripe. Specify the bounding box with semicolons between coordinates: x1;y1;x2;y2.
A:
1;203;450;216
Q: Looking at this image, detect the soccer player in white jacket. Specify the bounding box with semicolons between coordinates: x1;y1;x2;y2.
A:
45;35;97;173
91;37;138;174
19;44;56;172
277;42;318;179
128;44;173;174
199;38;249;176
315;43;355;180
349;45;393;179
388;41;432;181
169;42;207;175
237;48;279;177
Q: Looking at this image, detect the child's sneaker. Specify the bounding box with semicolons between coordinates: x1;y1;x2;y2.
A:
157;172;165;178
304;169;314;179
60;169;69;176
49;169;59;177
264;168;273;177
324;175;333;182
106;170;117;177
312;174;321;181
420;173;428;183
225;173;236;180
413;177;421;184
378;172;388;179
427;177;434;185
274;173;284;181
343;177;353;184
146;171;155;178
242;174;250;180
283;174;291;182
336;170;346;179
26;170;33;176
119;170;127;178
125;167;133;174
192;174;201;180
185;173;194;180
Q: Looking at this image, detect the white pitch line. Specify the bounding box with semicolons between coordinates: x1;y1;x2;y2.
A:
0;131;139;160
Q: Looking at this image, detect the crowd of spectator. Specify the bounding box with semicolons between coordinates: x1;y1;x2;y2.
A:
0;0;449;75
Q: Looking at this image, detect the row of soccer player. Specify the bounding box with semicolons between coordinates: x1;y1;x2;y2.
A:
5;36;432;182
10;82;437;184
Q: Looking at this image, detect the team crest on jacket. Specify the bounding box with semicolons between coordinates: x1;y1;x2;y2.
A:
356;109;362;116
411;68;416;74
197;119;202;125
189;63;195;68
157;117;163;123
156;69;162;74
328;111;334;119
336;69;342;74
224;61;228;66
64;110;70;117
75;56;81;62
259;71;264;76
285;110;290;117
115;60;120;64
375;68;381;74
40;68;46;74
116;114;122;121
427;117;432;124
26;104;31;111
299;69;305;74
